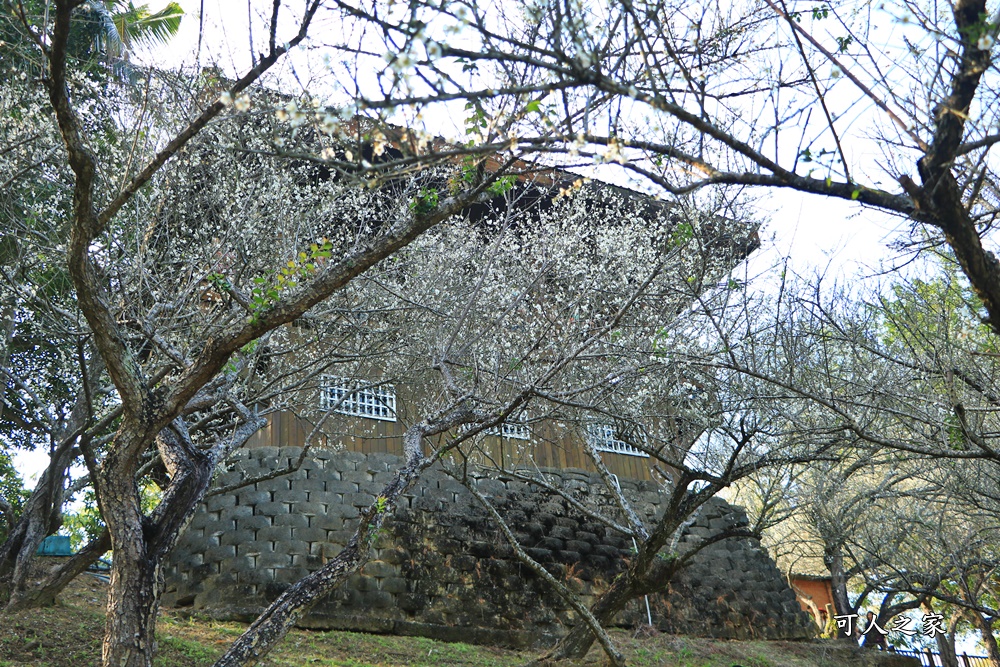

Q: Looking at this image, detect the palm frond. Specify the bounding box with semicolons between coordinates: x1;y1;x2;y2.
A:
112;2;183;50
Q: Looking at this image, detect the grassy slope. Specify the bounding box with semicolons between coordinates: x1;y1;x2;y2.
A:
0;576;902;667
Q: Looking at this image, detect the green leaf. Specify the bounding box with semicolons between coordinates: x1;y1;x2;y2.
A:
115;2;184;51
525;99;542;113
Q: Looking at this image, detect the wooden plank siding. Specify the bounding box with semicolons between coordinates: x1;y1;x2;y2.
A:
246;408;655;481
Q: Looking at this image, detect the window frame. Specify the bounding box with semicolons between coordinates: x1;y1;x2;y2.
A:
319;376;397;422
585;423;649;458
484;412;531;440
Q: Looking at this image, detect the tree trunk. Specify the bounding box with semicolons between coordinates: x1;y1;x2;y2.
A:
99;421;222;667
824;549;856;640
0;441;74;609
4;530;110;612
212;418;472;667
101;452;160;667
795;591;825;632
971;610;1000;667
921;604;961;667
105;560;160;667
934;631;960;667
213;535;375;667
542;553;680;662
100;470;204;667
213;460;423;667
539;484;720;662
542;574;637;661
104;552;162;667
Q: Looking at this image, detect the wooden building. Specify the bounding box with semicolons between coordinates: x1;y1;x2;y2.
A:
245;386;661;481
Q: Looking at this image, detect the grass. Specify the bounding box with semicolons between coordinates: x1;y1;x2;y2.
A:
0;576;524;667
0;575;912;667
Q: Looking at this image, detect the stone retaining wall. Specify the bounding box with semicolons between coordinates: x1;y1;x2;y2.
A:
163;447;812;646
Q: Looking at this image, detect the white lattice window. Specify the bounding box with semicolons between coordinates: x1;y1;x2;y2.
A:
320;377;396;422
485;413;530;440
586;423;648;457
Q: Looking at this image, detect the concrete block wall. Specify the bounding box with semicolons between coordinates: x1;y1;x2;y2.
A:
163;447;812;646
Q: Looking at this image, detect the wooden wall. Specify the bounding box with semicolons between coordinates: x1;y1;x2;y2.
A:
246;409;656;481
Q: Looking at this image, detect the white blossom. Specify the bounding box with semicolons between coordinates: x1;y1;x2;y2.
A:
372;131;388;156
601;141;626;164
321;113;338;134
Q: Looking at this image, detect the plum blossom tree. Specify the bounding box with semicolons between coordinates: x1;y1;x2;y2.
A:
0;4;762;667
208;178;761;666
19;0;1000;663
396;241;877;662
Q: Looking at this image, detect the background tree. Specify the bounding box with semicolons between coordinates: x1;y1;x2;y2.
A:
737;452;936;640
719;262;1000;657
